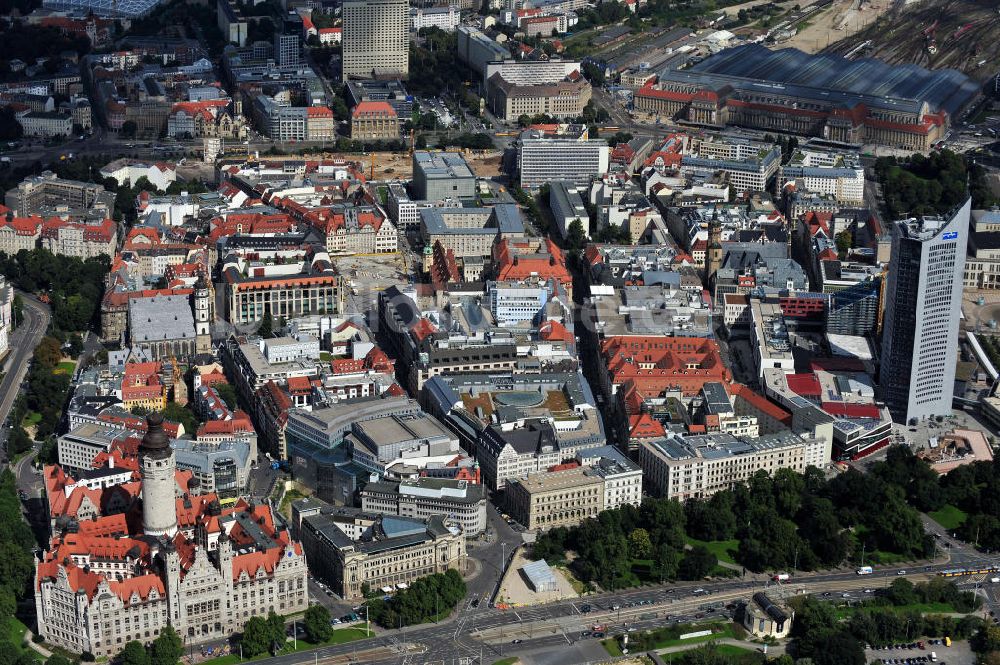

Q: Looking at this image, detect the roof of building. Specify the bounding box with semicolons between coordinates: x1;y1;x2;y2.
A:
128;294;196;342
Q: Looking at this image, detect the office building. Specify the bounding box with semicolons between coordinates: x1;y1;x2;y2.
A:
19;111;73;138
40;218;117;259
346;79;413;117
488;75;591;121
273;33;300;67
410;5;459;31
456;26;511;81
420;204;525;260
639;431;828;500
342;0;409;79
880;198;969;423
293;498;465;599
412;151;477;200
350;101;399;140
360;477;487;535
5;171;110;217
518;127;609;190
506;467;604;531
548;181;589;239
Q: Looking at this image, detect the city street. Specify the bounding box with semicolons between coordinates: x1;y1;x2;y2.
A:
0;293;50;466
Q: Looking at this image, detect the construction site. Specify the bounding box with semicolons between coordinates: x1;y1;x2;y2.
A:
823;0;1000;81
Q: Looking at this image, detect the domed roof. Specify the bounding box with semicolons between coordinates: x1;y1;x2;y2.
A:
140;413;170;453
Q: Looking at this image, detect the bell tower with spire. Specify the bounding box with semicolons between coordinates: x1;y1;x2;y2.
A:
705;208;724;289
193;275;211;355
140;413;178;537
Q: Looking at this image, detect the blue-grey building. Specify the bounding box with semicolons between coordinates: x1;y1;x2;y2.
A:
880;198;969;423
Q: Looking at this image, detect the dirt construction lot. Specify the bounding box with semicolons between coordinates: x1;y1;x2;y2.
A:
782;0;894;53
497;550;579;608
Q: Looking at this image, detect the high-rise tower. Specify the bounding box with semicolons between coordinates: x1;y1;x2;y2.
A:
880;197;969;424
341;0;409;80
194;275;211;355
140;413;178;537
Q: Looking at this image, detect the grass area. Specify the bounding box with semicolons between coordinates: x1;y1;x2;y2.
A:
834;601;959;620
5;618;43;663
319;352;332;362
685;537;739;565
198;628;371;665
709;565;740;578
327;627;372;644
492;659;519;665
54;361;75;375
278;488;308;516
22;411;41;426
555;564;589;595
601;639;624;657
660;644;760;663
602;623;737;656
929;504;968;531
653;625;737;650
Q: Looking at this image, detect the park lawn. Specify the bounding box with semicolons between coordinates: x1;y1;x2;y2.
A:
660;644;760;663
652;624;737;650
202;626;374;664
685;537;739;565
835;601;958;620
929;505;968;531
323;627;372;645
22;411;41;426
602;623;736;655
319;352;332;362
601;639;624;656
54;361;75;375
6;618;43;663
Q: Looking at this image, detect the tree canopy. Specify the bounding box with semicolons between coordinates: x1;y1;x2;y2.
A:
366;569;465;628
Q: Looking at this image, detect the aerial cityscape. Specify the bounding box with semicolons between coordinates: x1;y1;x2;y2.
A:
3;0;1000;664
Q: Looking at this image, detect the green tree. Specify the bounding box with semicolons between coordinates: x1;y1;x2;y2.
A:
239;616;273;657
117;641;150;665
303;604;332;644
215;382;239;411
34;336;62;368
150;627;182;665
6;426;32;457
677;545;716;580
628;528;652;560
162;403;197;436
811;631;865;665
67;333;84;358
974;624;1000;654
257;311;274;338
650;543;682;582
565;218;587;253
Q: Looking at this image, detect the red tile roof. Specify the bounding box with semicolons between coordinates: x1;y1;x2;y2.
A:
352;101;396;118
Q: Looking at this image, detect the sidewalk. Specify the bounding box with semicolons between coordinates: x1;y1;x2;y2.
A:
24;628;53;660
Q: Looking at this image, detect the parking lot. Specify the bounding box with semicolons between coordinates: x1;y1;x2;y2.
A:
866;638;970;665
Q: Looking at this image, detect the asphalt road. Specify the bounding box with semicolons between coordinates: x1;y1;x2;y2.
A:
167;536;995;665
0;293;49;466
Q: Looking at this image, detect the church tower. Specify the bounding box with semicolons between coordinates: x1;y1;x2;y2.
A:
140;413;178;537
194;275;211;355
705;210;724;289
